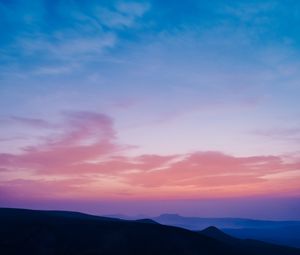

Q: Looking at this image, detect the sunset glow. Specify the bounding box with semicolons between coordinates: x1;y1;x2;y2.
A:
0;0;300;219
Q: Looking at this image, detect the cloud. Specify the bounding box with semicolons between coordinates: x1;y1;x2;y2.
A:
18;32;117;61
0;0;149;76
0;116;53;129
0;111;124;174
116;2;150;17
0;136;28;142
97;1;150;29
0;112;300;200
253;127;300;143
0;178;91;200
221;1;276;22
123;152;300;189
254;128;300;137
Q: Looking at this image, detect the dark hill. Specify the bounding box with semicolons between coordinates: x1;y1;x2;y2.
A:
134;218;159;224
200;226;238;244
152;213;300;248
0;208;300;255
200;226;300;255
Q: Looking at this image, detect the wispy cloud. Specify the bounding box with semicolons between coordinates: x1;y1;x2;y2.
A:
0;116;54;129
0;1;150;76
97;2;150;28
221;1;277;23
0;112;299;200
253;127;300;143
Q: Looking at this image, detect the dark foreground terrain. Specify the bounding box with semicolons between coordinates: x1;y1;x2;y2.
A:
0;208;300;255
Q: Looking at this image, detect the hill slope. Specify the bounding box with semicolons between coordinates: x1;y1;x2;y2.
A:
152;213;300;248
0;208;300;255
200;226;300;255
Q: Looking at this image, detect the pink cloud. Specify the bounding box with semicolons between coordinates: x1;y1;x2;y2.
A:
56;111;116;145
117;151;300;198
0;178;91;200
0;111;125;173
0;112;300;201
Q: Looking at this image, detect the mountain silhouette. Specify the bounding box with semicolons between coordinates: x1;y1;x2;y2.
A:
153;213;300;230
200;226;238;244
1;208;300;255
200;226;300;255
152;213;300;248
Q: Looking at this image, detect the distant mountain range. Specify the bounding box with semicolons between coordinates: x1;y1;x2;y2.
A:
1;208;300;255
153;213;300;229
106;213;300;248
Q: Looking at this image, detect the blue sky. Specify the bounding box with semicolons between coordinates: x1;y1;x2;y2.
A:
1;0;300;156
0;0;300;218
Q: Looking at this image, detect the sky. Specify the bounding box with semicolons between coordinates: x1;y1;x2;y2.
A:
0;0;300;219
